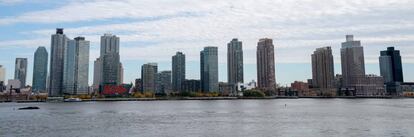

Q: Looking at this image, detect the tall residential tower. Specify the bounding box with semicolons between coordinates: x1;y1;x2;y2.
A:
227;38;244;85
49;28;68;97
256;38;276;89
340;35;385;96
14;58;27;88
340;35;365;87
63;37;90;95
172;52;185;92
200;47;219;92
100;34;121;85
32;47;48;92
141;63;158;92
311;47;335;89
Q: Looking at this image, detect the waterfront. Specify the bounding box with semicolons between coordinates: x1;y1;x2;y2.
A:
0;99;413;137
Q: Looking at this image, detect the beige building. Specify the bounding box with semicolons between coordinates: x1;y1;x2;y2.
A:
339;35;385;96
0;65;5;83
341;35;366;87
256;38;276;89
312;47;335;89
347;75;386;96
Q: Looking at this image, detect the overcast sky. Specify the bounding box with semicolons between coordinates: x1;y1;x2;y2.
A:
0;0;413;86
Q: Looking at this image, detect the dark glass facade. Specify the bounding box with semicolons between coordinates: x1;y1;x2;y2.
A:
32;47;48;92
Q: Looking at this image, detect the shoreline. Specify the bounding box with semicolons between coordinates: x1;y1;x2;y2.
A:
0;96;412;103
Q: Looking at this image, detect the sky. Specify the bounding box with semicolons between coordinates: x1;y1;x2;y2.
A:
0;0;413;86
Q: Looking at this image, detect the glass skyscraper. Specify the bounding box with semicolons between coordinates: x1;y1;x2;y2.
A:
32;46;48;92
63;37;90;95
49;28;68;97
380;47;403;83
200;46;219;92
380;47;404;95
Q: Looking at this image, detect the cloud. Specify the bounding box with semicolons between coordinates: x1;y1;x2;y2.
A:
0;0;25;5
1;0;413;25
2;0;414;65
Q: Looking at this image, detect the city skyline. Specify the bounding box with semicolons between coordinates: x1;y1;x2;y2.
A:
1;33;414;87
1;0;414;86
2;1;414;137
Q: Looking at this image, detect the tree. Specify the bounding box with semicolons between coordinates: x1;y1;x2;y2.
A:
243;89;265;97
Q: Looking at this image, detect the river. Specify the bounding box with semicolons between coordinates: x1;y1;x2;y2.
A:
0;99;413;137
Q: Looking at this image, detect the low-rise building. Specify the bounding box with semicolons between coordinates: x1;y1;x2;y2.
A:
236;80;257;91
134;78;142;93
340;74;385;96
219;82;237;96
291;81;313;96
6;79;21;92
182;79;201;93
402;82;414;92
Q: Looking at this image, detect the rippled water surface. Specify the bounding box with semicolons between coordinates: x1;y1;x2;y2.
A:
1;99;413;137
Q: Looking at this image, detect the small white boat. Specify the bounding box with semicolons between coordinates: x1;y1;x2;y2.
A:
64;98;82;102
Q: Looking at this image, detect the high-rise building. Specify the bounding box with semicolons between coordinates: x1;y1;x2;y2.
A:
340;35;385;96
141;63;158;92
379;47;404;95
200;46;219;92
311;47;335;89
156;71;172;95
63;37;90;95
14;58;27;88
93;58;102;89
32;47;48;92
118;63;124;84
227;38;244;85
172;52;185;92
379;47;403;83
0;65;5;83
340;35;365;87
256;38;276;89
49;28;68;97
100;33;120;85
379;55;393;83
